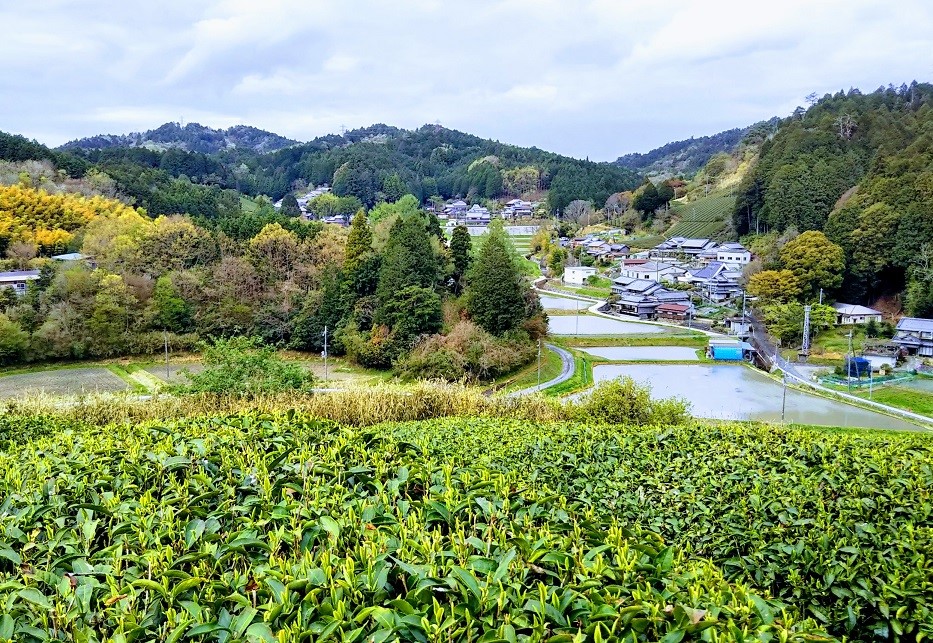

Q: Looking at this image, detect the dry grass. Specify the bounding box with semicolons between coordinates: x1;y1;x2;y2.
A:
1;382;567;426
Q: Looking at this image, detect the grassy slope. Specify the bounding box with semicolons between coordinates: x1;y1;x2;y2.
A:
855;385;933;417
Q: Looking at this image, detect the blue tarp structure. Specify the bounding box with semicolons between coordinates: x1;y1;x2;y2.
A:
711;345;743;360
845;356;871;378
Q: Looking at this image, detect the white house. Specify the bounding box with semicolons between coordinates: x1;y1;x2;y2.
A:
833;303;883;325
563;266;597;285
619;261;685;283
715;243;752;267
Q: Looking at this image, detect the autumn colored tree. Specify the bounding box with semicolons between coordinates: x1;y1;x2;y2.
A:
779;231;845;298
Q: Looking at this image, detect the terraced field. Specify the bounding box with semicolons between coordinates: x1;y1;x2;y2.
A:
666;192;735;239
509;234;533;254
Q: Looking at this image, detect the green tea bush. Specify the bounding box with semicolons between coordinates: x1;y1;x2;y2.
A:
0;415;821;642
571;376;691;426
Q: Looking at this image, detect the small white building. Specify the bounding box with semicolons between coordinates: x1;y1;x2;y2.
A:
833;303;883;325
0;270;40;295
563;266;597;285
715;243;752;267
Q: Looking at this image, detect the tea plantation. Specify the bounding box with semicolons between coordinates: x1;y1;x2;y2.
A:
0;413;931;641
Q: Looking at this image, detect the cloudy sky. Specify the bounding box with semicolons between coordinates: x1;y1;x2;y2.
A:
4;0;933;160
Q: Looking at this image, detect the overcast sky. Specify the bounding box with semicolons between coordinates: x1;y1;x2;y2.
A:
4;0;933;160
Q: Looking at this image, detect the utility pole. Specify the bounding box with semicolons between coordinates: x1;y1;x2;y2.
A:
575;299;579;336
537;339;542;388
801;305;811;357
322;326;329;383
781;371;787;424
847;329;854;393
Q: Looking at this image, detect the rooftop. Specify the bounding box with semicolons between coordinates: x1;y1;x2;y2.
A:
0;270;41;281
833;303;882;316
896;317;933;332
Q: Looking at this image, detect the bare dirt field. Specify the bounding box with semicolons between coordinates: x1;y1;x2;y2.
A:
0;368;129;400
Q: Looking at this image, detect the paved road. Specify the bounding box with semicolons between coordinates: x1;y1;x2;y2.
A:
509;343;575;396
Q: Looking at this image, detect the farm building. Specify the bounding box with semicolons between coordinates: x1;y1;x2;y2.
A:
0;270;40;295
832;303;883;325
707;338;753;361
563;266;597;285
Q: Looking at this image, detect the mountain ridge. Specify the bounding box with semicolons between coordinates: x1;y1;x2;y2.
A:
615;119;779;178
59;122;299;155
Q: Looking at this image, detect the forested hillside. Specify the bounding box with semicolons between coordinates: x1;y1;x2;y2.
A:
44;124;643;215
61;122;298;155
733;82;933;310
614;119;778;178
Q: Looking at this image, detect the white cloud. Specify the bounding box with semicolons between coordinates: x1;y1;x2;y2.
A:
3;0;933;158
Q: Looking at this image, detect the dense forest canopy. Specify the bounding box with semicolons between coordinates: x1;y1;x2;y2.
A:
28;123;641;216
733;82;933;308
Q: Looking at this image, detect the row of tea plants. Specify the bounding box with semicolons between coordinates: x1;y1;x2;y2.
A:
0;413;829;642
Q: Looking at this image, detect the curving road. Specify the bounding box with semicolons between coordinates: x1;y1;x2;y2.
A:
509;343;575;396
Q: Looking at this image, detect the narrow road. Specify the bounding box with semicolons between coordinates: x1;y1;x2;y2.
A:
509;343;575;396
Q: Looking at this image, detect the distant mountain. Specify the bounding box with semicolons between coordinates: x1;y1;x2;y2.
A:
615;120;778;178
60;122;299;155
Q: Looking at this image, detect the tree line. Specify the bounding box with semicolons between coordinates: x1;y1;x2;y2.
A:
0;181;544;381
733;82;933;312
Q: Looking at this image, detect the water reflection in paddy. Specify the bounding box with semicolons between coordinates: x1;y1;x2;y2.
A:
592;363;921;430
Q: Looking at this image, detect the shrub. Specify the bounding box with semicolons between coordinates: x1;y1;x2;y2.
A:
397;321;536;382
572;376;690;426
180;336;314;395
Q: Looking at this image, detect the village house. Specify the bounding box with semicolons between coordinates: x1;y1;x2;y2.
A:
654;237;718;257
463;204;491;225
715;242;752;267
892;317;933;357
618;261;685;283
608;244;630;258
563;266;597;285
832;303;883;325
0;270;40;295
610;276;692;319
501;199;536;219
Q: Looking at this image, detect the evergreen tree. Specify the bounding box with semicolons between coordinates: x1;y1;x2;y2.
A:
382;173;407;203
374;215;440;327
345;209;373;263
151;275;192;332
427;212;444;239
280;194;302;217
449;225;472;294
633;181;659;215
291;271;350;353
465;222;529;335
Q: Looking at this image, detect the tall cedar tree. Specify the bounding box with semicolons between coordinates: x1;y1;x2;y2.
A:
449;225;472;294
465;224;528;335
345;209;373;263
374;215;440;327
280;194;302;217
